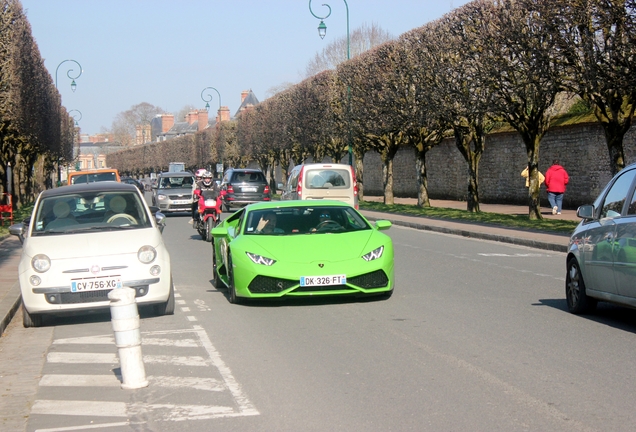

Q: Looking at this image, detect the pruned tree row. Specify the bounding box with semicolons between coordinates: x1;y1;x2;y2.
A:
0;0;76;207
229;0;636;219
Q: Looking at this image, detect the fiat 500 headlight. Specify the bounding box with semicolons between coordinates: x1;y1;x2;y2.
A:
362;246;384;262
246;252;276;266
138;246;157;264
31;254;51;273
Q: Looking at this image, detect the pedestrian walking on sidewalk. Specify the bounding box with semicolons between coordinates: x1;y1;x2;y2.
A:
545;159;569;215
521;166;545;188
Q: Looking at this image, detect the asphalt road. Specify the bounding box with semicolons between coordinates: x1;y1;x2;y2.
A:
2;208;636;431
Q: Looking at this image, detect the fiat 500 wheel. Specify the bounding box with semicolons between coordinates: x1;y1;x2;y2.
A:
22;302;42;328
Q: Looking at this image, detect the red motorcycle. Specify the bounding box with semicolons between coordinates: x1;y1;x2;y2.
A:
194;189;221;242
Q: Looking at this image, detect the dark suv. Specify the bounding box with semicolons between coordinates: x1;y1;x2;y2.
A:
220;168;270;212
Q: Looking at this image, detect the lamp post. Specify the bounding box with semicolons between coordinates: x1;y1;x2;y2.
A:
54;60;82;186
201;86;222;111
201;87;223;173
69;109;82;126
309;0;352;166
55;59;83;92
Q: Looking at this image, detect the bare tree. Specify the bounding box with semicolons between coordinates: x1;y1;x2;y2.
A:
305;22;393;77
549;0;636;175
479;0;566;220
110;102;165;146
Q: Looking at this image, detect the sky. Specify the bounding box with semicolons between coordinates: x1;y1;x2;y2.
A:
21;0;470;136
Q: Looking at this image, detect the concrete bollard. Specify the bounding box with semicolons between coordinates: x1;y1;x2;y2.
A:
108;287;149;389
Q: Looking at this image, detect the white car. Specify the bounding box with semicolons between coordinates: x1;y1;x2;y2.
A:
10;182;174;327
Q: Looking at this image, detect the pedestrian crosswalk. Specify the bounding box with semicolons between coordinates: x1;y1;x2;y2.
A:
28;325;259;431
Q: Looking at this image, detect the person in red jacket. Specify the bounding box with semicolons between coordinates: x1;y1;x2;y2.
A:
545;159;569;215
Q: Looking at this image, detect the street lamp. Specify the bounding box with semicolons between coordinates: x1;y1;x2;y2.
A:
55;59;83;92
201;87;222;111
69;109;82;126
309;0;352;166
54;60;82;186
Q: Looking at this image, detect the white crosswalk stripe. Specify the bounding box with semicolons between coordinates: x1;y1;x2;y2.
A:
30;325;258;431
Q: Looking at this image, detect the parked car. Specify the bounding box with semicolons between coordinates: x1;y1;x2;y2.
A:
152;172;195;214
220;168;271;212
9;182;173;327
67;168;120;185
121;176;144;192
280;163;358;208
566;162;636;314
210;200;394;303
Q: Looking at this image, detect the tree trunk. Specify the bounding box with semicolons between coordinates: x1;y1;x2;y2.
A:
354;151;364;201
602;123;627;176
382;157;394;205
415;148;431;207
525;137;543;220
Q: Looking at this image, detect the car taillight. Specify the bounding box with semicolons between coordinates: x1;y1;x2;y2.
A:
227;185;234;193
297;169;304;197
350;165;358;196
264;185;270;194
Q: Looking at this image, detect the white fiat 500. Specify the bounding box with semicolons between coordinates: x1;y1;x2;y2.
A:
9;182;174;327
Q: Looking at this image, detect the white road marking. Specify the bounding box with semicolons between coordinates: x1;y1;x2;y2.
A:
192;325;259;416
194;299;211;311
176;299;186;305
47;352;210;366
32;400;127;417
181;306;191;312
39;375;225;391
478;253;546;257
35;421;140;431
39;374;120;387
54;335;199;347
33;326;259;428
187;316;198;321
174;293;182;298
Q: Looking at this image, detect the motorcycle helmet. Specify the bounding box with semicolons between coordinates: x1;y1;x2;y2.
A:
195;168;206;180
202;171;213;187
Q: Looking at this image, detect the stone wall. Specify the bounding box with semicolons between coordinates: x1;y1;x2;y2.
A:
362;122;636;209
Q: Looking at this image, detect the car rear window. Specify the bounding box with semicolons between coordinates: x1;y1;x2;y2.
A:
305;169;350;189
231;171;266;183
71;172;118;184
160;176;194;188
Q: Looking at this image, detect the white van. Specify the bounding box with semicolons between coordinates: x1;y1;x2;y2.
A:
280;163;358;208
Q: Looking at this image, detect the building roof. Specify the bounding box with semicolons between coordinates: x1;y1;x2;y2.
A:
234;90;260;117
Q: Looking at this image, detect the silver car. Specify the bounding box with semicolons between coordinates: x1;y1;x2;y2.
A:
567;163;636;313
152;172;195;213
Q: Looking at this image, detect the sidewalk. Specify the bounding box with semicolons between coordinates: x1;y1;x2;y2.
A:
0;236;23;336
0;199;579;336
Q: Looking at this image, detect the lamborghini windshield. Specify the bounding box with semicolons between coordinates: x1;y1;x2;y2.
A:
244;206;370;235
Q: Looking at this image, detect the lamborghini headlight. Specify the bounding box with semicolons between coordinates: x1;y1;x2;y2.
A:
362;246;384;262
246;252;276;266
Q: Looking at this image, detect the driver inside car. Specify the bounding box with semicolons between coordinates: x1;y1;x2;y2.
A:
310;210;338;232
255;211;284;234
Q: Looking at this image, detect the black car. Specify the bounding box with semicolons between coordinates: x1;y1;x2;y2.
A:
220;168;271;212
121;176;144;192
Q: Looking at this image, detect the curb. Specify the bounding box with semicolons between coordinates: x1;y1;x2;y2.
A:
0;283;21;336
363;214;569;253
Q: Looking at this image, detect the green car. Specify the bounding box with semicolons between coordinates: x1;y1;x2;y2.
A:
210;200;394;303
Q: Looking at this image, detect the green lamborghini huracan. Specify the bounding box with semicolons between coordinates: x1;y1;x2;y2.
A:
210;200;394;303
